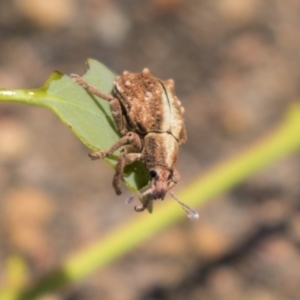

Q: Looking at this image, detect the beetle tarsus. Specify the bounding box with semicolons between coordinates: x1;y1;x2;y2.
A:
89;151;106;160
134;204;147;212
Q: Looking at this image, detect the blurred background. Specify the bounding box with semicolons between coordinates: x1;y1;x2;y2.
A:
1;0;300;299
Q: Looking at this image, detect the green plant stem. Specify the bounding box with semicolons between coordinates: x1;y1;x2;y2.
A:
2;104;300;300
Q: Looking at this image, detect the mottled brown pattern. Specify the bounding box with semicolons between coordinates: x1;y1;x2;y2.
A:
142;133;178;170
113;69;187;143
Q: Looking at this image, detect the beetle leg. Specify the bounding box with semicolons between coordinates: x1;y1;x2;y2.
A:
113;150;142;195
71;74;127;135
90;132;142;160
134;198;151;212
71;73;115;101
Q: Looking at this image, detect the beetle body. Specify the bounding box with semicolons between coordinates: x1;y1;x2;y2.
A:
72;68;197;217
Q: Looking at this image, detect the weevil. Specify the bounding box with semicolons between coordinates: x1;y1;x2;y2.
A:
72;68;198;218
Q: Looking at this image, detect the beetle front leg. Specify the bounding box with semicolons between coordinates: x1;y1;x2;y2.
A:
71;74;127;135
113;151;142;195
134;199;151;213
90;132;142;160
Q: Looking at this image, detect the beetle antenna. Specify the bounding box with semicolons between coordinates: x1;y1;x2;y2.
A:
169;192;199;219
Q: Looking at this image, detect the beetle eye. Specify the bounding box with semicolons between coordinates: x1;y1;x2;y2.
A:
149;170;157;178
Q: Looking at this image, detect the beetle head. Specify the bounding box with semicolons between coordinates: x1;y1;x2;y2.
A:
133;167;199;219
147;166;172;200
133;166;172;212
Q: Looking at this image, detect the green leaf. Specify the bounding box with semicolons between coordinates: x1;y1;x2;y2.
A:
0;59;149;192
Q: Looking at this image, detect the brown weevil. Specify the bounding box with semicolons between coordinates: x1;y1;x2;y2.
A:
72;68;198;218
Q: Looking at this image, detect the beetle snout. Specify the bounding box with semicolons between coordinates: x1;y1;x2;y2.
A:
149;167;171;200
153;189;167;200
152;178;168;200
